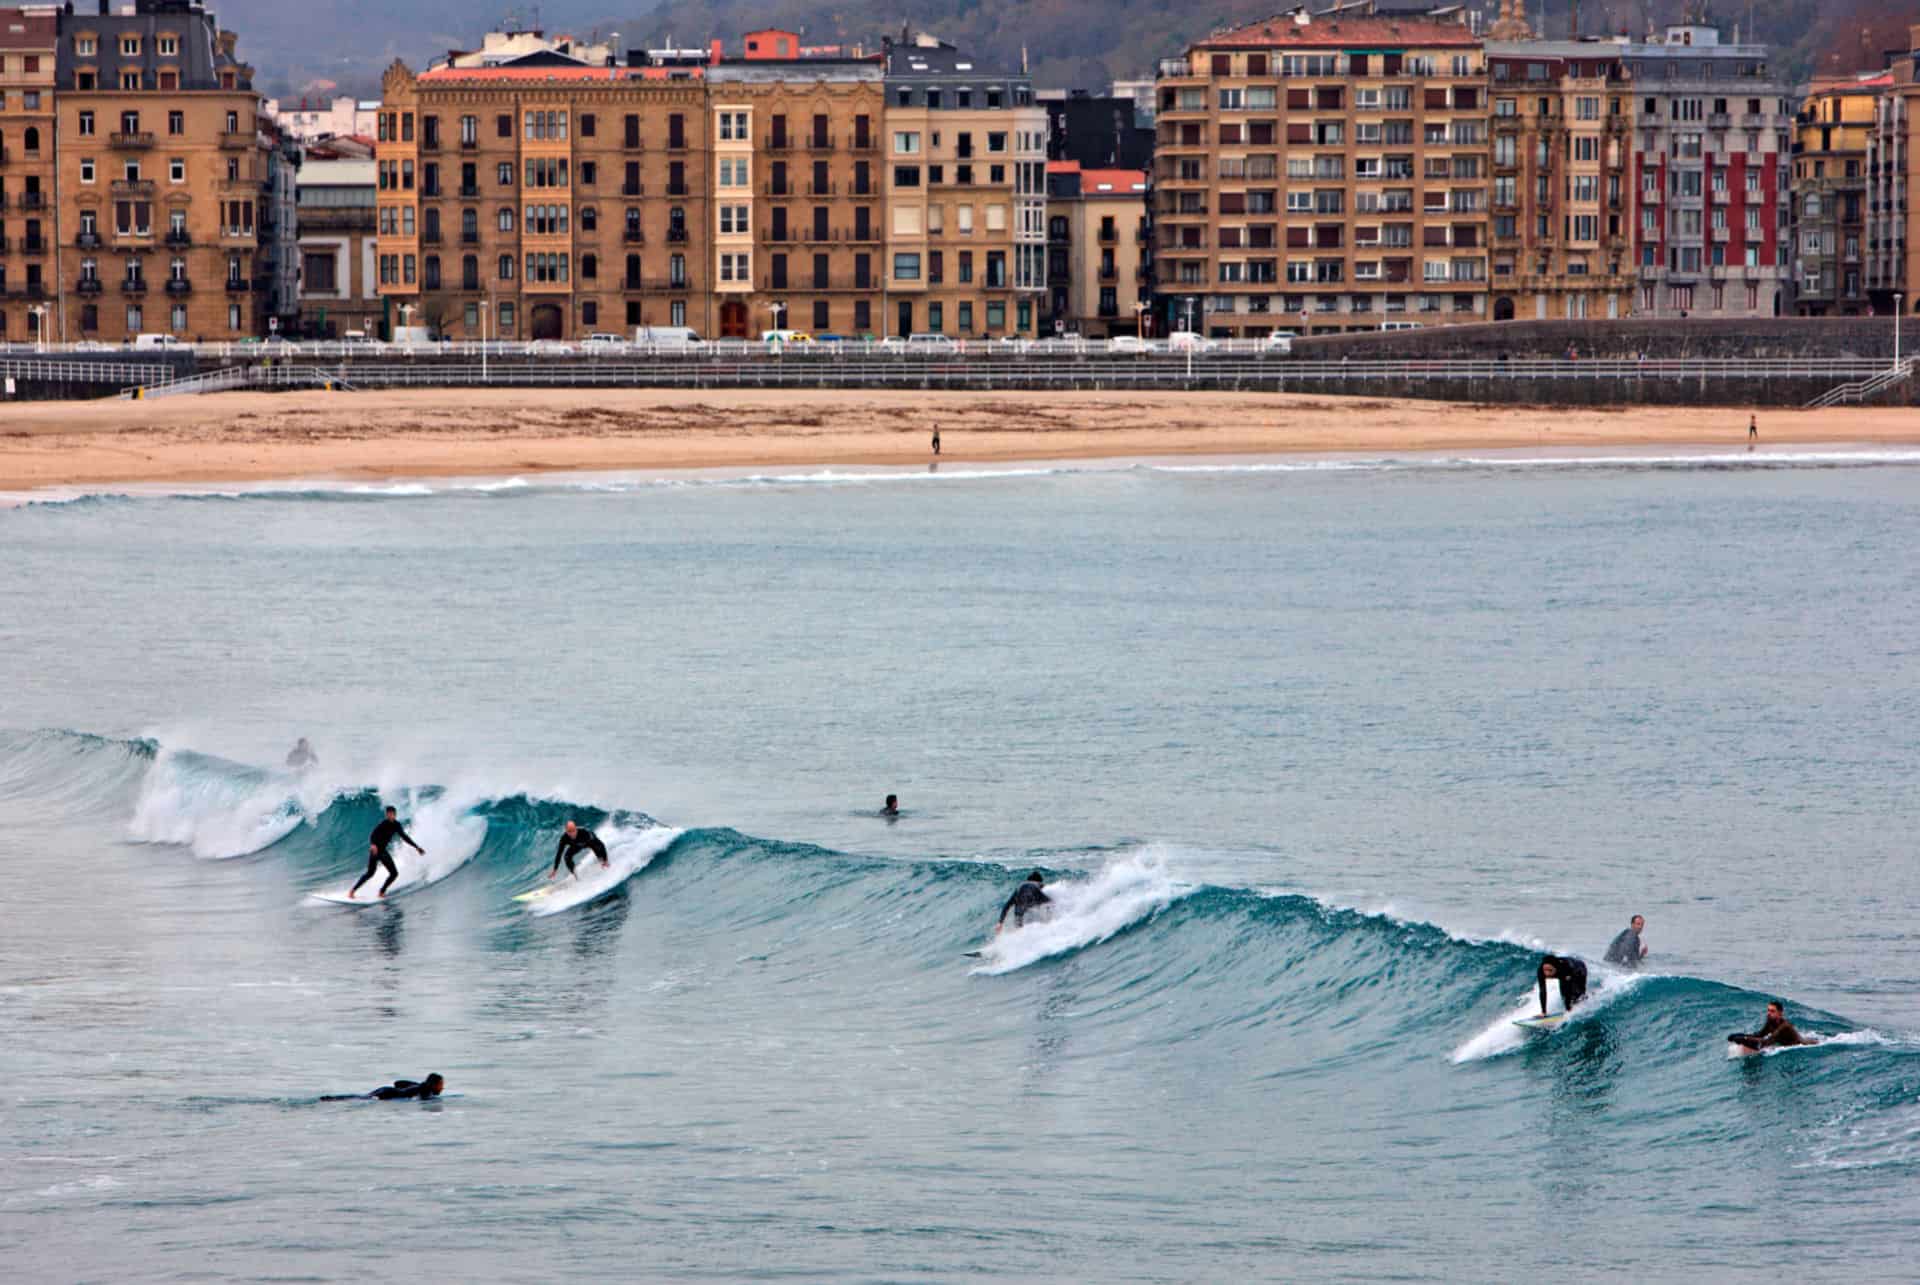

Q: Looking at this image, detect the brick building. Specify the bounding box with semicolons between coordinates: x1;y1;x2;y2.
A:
0;6;55;343
49;0;275;342
1152;10;1491;337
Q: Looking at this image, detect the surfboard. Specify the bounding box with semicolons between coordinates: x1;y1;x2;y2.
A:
961;950;986;958
1513;1014;1569;1031
512;883;563;903
309;887;403;907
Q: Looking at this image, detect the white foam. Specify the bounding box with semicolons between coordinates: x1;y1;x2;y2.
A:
968;848;1193;976
522;824;681;917
126;748;326;860
1451;971;1651;1064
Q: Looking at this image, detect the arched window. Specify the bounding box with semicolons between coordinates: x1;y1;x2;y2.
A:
24;125;40;152
580;253;597;280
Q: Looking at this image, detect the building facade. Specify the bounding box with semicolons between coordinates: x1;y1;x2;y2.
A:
264;93;377;144
1045;160;1149;337
377;51;711;342
1791;75;1878;316
707;36;884;338
1867;27;1920;315
0;6;56;343
1153;11;1491;337
1486;41;1637;321
52;0;275;342
295;157;377;336
1626;24;1792;319
883;35;1049;338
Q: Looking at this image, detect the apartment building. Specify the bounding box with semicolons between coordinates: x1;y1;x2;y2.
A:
1485;41;1637;321
1044;160;1149;337
295;157;377;336
883;34;1049;338
1791;75;1879;316
0;6;55;343
1866;27;1920;315
1153;11;1491;337
53;0;274;342
707;32;885;338
1626;24;1792;319
377;49;710;341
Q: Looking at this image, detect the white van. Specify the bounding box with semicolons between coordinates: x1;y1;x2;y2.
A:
131;333;186;350
634;325;701;346
1379;321;1424;332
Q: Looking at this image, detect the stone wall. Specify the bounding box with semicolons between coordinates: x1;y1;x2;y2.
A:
1294;317;1912;363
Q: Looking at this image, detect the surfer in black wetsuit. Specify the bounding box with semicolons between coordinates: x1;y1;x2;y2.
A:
881;794;900;819
1603;915;1648;968
322;1073;445;1102
995;871;1051;935
1729;1001;1811;1050
348;806;425;900
548;820;610;879
1536;955;1589;1016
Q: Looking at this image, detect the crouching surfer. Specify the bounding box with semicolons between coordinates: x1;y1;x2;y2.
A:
995;871;1052;935
1729;1001;1814;1052
549;819;610;879
323;1073;445;1102
1536;954;1589;1016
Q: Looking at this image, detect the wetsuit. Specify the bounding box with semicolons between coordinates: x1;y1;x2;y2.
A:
550;828;609;876
998;881;1051;929
350;817;421;898
1537;955;1589;1014
323;1077;443;1102
1728;1015;1806;1050
286;745;317;770
1603;927;1644;968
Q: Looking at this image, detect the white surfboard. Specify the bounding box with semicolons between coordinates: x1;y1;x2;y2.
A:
305;807;487;907
1514;1013;1569;1032
515;825;679;918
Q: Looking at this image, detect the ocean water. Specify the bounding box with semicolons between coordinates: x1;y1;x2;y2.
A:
5;450;1920;1281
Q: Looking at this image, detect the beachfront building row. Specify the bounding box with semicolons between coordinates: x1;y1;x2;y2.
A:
1150;5;1798;336
373;29;1050;342
1807;23;1920;318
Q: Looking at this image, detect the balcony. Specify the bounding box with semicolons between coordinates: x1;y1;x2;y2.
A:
458;185;480;198
112;179;155;196
460;138;478;150
623;229;645;243
225;277;250;293
807;134;835;151
763;136;792;152
165;277;192;295
77;231;105;250
421;137;440;152
76;278;103;295
666;183;688;197
20;191;46;209
622;136;644;151
219;130;254;150
121;277;149;294
21;281;47;299
164;230;191;248
22;236;45;253
111;131;155;149
667;227;688;243
622;182;644;197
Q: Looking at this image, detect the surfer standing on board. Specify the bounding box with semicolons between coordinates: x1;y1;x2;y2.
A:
549;820;610;879
995;871;1052;935
1536;955;1589;1016
348;806;425;900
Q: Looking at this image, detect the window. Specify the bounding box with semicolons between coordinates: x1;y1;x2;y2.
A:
720;206;748;234
893;252;921;281
157;34;178;56
894;132;920;154
718;111;748;141
120;34;140;56
75;35;95;55
78;110;95;137
894;166;921;188
498;208;515;232
498;162;514;186
497;114;512;139
80;158;96;184
461;115;478;145
719;252;749;282
169;158;184;184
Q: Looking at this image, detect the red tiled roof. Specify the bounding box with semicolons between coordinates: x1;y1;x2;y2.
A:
1199;15;1480;49
1046;160;1080;174
418;64;703;82
1080;168;1147;193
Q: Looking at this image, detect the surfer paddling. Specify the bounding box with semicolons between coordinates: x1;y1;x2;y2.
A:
1536;955;1588;1016
995;871;1052;935
323;1073;445;1102
1728;1001;1813;1051
549;820;610;879
348;806;425;900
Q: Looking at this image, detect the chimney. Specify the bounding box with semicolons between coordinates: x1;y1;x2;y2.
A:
709;37;723;64
98;0;108;14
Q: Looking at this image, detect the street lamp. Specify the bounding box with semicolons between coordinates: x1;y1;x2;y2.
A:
28;304;47;353
1897;292;1905;371
1133;299;1147;340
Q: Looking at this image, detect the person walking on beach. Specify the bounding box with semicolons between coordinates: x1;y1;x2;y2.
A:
348;806;425;900
931;426;942;456
1748;414;1757;443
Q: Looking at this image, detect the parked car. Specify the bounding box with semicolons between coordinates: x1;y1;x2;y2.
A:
1109;334;1150;355
1261;331;1297;355
526;339;578;355
1166;331;1217;353
906;333;958;352
581;333;629;353
878;336;910;353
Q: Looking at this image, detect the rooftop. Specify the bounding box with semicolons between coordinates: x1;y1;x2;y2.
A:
416;64;702;83
1197;13;1480;50
0;10;57;50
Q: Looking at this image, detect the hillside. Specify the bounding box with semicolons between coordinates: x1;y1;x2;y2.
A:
238;0;1914;100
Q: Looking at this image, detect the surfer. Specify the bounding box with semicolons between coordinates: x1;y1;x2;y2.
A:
1728;1001;1811;1051
1536;954;1589;1016
348;806;425;900
322;1073;445;1102
882;794;900;819
549;820;610;879
1603;915;1648;968
285;737;318;771
995;871;1051;935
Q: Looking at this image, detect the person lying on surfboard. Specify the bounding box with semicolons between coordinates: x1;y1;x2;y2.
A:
348;806;426;900
1536;955;1589;1016
549;820;610;879
1728;1001;1812;1051
995;871;1051;935
322;1073;445;1102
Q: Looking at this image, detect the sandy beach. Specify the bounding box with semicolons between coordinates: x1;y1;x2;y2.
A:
3;387;1917;489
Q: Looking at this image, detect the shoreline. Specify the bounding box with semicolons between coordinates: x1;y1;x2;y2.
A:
3;386;1918;492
